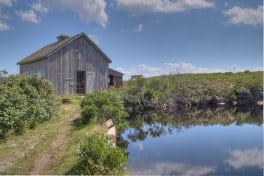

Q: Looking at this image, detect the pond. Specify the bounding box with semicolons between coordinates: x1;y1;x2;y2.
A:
120;106;263;175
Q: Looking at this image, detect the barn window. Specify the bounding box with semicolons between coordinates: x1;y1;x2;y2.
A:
37;68;46;76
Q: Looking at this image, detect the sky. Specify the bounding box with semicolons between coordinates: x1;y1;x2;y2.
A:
0;0;263;79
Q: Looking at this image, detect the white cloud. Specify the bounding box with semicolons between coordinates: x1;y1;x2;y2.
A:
130;161;216;175
116;62;262;80
0;0;12;7
252;67;263;71
134;142;144;151
224;5;263;26
0;0;12;19
16;9;39;23
0;21;9;31
231;65;263;72
225;148;263;169
42;0;108;27
116;64;166;79
15;1;48;24
134;24;143;32
88;34;99;44
32;2;48;14
116;0;214;14
165;62;225;73
0;11;10;20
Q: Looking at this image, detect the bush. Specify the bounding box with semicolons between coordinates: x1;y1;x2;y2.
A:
0;75;59;140
67;133;128;175
80;90;128;129
122;71;263;107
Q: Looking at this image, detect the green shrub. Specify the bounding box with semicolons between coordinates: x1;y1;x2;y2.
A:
0;75;59;140
122;71;263;106
67;133;128;175
80;90;128;128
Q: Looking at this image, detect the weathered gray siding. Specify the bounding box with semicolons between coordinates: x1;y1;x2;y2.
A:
20;59;47;76
47;36;109;95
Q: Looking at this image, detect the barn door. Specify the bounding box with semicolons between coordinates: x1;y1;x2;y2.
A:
76;71;86;94
86;71;95;93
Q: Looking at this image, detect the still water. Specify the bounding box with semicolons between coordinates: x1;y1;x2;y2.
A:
121;106;263;175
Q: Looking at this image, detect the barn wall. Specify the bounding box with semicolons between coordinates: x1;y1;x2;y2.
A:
112;76;123;88
20;59;47;76
47;36;109;95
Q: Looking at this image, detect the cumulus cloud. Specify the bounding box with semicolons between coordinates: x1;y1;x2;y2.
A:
16;9;39;23
165;62;225;73
130;161;216;175
32;2;48;14
134;24;143;32
0;0;12;31
116;0;214;14
225;148;263;169
224;5;263;26
0;0;12;7
134;142;144;151
42;0;108;27
231;65;263;72
0;10;10;20
253;67;263;71
116;62;262;80
116;64;166;79
0;21;9;30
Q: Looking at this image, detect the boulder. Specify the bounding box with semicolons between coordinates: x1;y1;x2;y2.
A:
237;91;254;105
252;89;263;101
257;101;263;106
104;119;114;129
211;95;229;106
107;126;116;147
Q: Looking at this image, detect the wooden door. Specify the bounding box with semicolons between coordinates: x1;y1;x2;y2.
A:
76;71;85;94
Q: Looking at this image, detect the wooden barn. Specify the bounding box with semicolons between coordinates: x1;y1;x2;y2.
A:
17;32;123;95
108;68;123;88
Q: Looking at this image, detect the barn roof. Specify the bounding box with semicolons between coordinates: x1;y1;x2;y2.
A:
109;68;124;76
17;32;112;65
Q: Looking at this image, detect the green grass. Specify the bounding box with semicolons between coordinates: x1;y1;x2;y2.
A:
0;101;107;175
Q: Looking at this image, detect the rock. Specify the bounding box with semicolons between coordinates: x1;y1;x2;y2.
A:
257;101;263;106
252;89;263;101
104;119;114;129
211;95;229;106
107;126;116;147
232;101;237;105
237;91;254;105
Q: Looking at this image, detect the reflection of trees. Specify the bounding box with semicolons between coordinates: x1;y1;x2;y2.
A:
117;105;263;150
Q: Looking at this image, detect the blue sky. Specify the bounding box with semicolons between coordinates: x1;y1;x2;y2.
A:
0;0;262;79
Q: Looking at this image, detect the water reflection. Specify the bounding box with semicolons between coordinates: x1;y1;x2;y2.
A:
120;106;263;175
129;161;216;176
225;148;263;169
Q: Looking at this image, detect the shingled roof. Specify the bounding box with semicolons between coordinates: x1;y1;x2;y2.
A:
17;32;112;65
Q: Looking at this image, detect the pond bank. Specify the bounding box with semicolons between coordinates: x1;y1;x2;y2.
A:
104;119;117;147
125;90;263;114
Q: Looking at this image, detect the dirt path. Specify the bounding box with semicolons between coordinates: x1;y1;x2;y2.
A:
29;104;80;175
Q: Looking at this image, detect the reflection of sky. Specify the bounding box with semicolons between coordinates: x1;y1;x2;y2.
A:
129;161;216;176
133;142;144;151
124;124;263;175
226;148;263;169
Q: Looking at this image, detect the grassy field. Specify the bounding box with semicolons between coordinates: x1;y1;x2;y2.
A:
0;102;107;175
